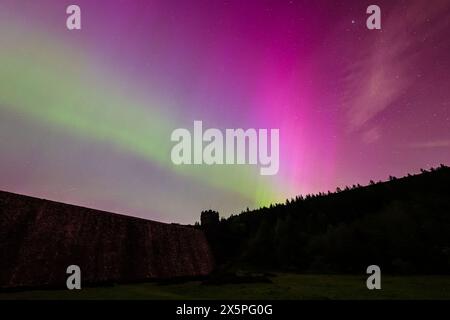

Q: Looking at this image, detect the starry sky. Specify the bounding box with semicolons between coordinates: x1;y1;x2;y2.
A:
0;0;449;224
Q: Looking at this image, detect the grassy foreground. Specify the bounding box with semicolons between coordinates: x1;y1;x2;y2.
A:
1;274;450;300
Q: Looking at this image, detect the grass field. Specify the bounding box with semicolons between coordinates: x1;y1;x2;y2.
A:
1;274;450;300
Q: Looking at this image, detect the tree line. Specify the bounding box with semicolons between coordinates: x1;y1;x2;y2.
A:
201;165;450;274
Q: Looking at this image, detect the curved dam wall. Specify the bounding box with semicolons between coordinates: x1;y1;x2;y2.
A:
0;191;214;289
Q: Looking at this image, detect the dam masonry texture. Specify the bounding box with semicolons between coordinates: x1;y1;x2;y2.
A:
0;190;215;289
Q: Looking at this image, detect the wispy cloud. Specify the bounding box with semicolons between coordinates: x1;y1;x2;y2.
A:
342;0;449;132
409;140;450;148
361;126;381;144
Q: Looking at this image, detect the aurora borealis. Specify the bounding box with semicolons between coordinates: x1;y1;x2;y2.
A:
1;0;449;224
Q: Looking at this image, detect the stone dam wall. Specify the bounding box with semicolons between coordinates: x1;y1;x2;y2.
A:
0;191;214;289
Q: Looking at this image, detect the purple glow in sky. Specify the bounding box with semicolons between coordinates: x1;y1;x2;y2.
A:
0;0;449;223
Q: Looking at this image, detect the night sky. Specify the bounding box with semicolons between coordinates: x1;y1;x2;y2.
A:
0;0;449;223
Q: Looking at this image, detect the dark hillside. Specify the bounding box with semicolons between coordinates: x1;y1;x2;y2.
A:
206;165;450;274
